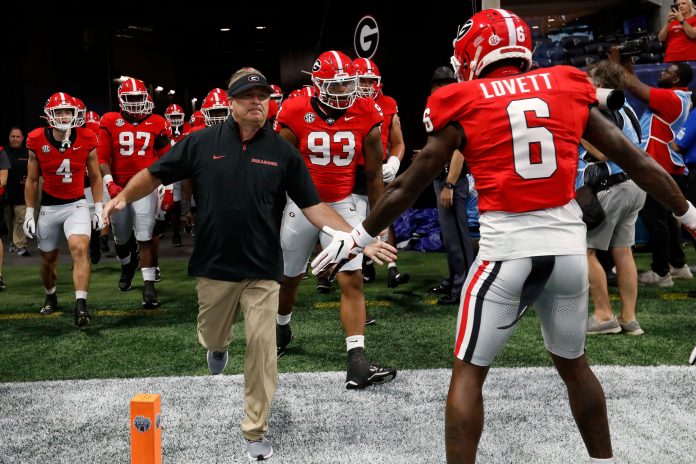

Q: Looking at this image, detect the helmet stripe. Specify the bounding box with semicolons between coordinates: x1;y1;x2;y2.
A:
331;50;344;73
495;9;517;46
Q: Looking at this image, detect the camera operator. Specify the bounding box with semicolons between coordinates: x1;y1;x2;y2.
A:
659;0;696;62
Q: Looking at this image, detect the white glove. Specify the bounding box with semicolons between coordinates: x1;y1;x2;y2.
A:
92;202;104;231
23;207;36;239
674;201;696;237
311;224;375;278
382;156;401;183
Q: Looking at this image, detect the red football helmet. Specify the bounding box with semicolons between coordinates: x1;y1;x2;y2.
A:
44;92;78;131
190;110;205;127
270;84;283;106
311;50;357;109
451;9;532;82
165;104;185;128
353;58;382;99
85;110;100;124
117;77;154;116
73;97;87;126
201;88;230;126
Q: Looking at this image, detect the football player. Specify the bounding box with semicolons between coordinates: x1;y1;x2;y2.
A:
353;57;409;287
24;92;103;326
275;50;396;388
312;9;696;463
189;110;206;130
201;88;231;127
98;78;170;308
160;104;190;247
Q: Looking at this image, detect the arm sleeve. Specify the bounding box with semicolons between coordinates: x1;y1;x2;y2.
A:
648;87;683;123
147;135;194;185
284;143;320;209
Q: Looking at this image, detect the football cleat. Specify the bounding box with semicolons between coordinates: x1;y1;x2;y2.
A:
690;345;696;365
74;298;91;327
276;323;293;358
387;267;410;288
316;276;332;294
365;313;377;326
345;348;397;389
142;281;159;309
118;261;137;291
362;260;376;283
40;293;58;315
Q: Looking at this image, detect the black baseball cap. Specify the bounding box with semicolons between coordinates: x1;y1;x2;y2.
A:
431;66;457;84
227;73;273;97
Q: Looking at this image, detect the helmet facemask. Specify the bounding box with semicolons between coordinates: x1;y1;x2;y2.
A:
313;75;358;109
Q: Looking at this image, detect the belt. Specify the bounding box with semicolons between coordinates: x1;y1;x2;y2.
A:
597;172;629;191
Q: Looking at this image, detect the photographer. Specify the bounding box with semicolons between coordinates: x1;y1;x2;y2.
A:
658;0;696;62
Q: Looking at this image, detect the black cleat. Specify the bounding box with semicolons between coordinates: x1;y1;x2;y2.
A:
142;280;159;309
345;348;397;389
365;313;377;326
154;267;162;283
0;276;6;290
387;267;410;288
437;294;460;306
118;260;137;291
362;260;376;283
74;298;91;327
316;276;332;294
171;234;182;247
428;283;452;295
100;235;110;252
40;293;58;315
276;323;293;358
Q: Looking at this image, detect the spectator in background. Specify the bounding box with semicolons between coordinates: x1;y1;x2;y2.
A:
659;0;696;63
582;61;647;335
610;50;693;286
3;127;30;256
672;93;696;297
0;147;9;289
426;66;475;306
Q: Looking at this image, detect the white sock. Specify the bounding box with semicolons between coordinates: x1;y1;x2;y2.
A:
141;267;157;282
388;262;397;269
346;335;365;352
118;254;131;266
45;286;56;295
75;291;88;300
590;457;614;463
277;313;292;325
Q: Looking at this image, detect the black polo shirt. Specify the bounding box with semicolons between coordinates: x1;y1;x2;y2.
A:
148;118;320;282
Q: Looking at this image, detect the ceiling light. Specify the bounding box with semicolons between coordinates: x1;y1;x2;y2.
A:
220;28;230;32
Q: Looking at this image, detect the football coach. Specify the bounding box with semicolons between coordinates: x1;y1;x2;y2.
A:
103;67;396;461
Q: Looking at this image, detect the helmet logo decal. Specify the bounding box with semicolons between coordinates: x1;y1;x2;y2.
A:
454;19;474;44
354;15;379;59
312;60;321;72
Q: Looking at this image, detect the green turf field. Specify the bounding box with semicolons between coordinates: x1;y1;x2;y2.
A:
1;249;695;382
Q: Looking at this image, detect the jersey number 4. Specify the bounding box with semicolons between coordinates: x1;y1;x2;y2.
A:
119;131;152;156
307;131;355;166
56;159;72;183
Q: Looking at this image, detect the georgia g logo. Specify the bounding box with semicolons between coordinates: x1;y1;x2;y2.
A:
354;15;379;59
312;60;322;72
453;19;474;45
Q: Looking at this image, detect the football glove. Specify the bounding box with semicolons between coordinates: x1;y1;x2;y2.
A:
160;189;174;212
382;156;401;184
311;225;375;280
92;202;104;231
23;207;36;239
104;174;123;199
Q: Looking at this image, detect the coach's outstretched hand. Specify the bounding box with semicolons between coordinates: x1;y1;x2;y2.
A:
102;196;128;226
311;225;397;280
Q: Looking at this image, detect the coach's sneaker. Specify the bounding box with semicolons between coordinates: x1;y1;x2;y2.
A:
74;298;91;327
362;260;376;283
246;437;273;461
118;260;137;291
670;264;693;280
276;323;293;358
387;266;410;288
207;350;228;375
587;315;622;335
619;319;644;336
17;248;31;257
142;281;159;309
638;270;673;287
39;293;58;315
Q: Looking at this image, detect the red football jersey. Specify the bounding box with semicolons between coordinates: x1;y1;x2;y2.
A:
85;121;100;137
26;127;97;199
425;65;597;213
277;96;383;202
98;112;170;186
375;93;397;160
168;121;192;143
